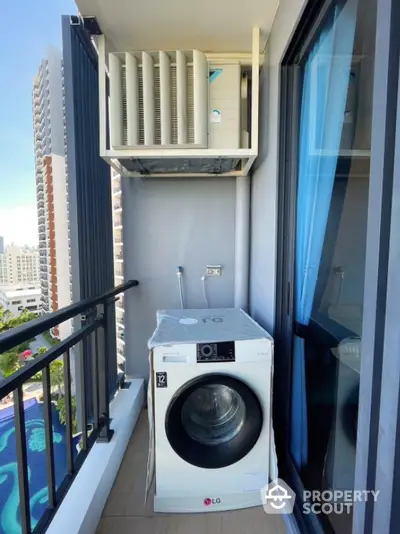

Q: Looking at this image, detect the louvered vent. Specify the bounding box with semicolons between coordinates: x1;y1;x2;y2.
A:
138;70;144;145
109;50;208;148
154;66;161;145
170;66;178;145
121;65;127;145
187;66;194;144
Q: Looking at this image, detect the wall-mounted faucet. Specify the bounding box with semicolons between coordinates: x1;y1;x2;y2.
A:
176;266;185;309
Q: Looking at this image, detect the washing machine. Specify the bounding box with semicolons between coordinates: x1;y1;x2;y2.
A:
147;308;276;513
324;337;361;492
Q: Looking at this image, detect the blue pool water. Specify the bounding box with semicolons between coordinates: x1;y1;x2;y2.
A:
0;399;77;534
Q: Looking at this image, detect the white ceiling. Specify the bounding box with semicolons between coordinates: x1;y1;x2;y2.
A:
75;0;280;53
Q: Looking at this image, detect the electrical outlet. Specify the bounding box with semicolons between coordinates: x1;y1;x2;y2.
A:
206;265;222;276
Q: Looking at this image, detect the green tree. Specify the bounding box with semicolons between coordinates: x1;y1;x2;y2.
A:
57;396;78;434
50;360;64;395
29;347;48;381
0;352;20;377
0;307;39;333
30;353;64;388
0;305;11;322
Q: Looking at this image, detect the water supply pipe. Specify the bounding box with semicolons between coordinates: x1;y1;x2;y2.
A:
234;175;250;311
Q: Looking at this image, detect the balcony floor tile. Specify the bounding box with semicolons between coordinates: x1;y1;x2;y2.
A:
97;412;288;534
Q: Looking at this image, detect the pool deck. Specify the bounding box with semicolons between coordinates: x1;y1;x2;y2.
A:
0;383;43;411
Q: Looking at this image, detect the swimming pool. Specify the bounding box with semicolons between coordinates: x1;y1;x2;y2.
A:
0;399;77;534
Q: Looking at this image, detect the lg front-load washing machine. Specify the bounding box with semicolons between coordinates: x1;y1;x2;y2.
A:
147;308;276;513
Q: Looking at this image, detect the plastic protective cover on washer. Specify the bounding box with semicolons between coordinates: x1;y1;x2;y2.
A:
145;308;278;503
148;308;273;349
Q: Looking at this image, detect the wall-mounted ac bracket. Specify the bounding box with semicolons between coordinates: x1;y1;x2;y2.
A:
97;28;260;177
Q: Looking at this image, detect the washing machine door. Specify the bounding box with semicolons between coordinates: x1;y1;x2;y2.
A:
165;374;263;469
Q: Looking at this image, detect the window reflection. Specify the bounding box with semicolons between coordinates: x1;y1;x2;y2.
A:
292;0;377;532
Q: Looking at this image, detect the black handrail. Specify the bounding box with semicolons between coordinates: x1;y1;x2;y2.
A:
0;279;139;534
0;320;101;399
0;280;138;354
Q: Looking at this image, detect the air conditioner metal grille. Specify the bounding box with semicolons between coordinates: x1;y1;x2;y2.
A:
109;50;208;148
122;65;127;145
138;69;144;145
187;66;194;144
170;66;178;145
154;66;161;145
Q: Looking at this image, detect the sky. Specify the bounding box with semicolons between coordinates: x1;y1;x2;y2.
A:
0;0;77;247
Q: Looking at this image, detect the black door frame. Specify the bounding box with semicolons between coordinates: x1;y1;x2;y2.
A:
357;0;400;532
274;0;400;532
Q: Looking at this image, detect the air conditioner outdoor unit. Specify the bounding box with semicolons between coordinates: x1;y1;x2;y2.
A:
110;50;209;149
98;28;260;177
109;51;244;151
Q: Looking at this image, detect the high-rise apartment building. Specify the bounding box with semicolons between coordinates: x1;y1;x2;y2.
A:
112;170;125;370
0;245;40;285
33;47;72;340
0;236;4;255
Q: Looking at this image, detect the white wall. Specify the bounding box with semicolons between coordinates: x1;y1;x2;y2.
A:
119;0;311;376
250;0;308;333
47;47;65;158
123;177;236;379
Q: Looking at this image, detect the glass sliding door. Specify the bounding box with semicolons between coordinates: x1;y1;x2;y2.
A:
285;0;378;532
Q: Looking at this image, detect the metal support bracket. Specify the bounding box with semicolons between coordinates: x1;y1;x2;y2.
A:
82;16;102;35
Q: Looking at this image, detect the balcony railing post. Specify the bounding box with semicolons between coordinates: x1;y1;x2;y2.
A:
96;301;114;442
63;349;74;475
91;327;100;432
79;306;97;450
0;281;138;533
42;365;56;508
14;386;31;534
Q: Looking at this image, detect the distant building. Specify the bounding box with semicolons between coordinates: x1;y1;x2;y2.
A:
0;285;41;318
0;236;4;255
0;245;40;286
33;47;72;340
112;169;125;370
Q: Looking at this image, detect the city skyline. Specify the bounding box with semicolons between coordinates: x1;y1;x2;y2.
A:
0;244;40;286
33;47;72;339
0;0;77;247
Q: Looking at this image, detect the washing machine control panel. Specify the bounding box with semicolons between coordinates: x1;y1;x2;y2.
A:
196;342;235;363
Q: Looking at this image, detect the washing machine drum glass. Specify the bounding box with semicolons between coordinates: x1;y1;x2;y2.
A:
165;374;263;469
181;384;246;445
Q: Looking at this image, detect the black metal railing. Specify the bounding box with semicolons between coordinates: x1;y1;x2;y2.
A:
0;280;139;534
